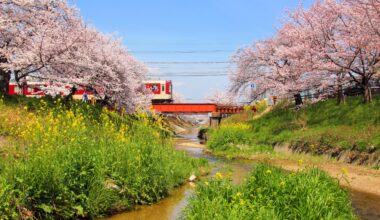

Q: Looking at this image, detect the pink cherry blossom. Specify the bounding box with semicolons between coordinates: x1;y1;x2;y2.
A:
0;0;149;111
231;0;380;103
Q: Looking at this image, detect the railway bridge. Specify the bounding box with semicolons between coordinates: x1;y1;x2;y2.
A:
151;103;256;127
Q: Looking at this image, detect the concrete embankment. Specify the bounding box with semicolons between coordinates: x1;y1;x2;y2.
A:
164;115;198;135
281;143;380;167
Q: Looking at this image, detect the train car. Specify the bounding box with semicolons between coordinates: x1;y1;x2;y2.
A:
8;81;46;98
144;80;173;103
8;81;95;100
8;80;174;103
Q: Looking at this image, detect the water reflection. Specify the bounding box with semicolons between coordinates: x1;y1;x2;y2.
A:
105;184;193;220
351;189;380;220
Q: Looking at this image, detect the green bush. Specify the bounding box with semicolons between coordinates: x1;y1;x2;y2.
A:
183;164;356;220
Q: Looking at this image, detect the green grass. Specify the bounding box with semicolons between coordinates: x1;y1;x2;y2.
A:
251;97;380;151
207;123;272;154
0;96;207;219
183;164;356;220
207;96;380;155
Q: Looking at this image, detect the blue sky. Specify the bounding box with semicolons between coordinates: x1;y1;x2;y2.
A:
71;0;313;102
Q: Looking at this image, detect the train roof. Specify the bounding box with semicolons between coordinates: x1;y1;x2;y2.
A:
144;80;171;84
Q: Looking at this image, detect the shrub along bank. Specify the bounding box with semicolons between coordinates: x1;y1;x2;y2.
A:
206;96;380;161
0;96;207;219
183;164;356;220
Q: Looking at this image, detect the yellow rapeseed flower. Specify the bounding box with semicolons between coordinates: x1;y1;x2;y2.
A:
298;159;304;166
239;199;245;206
215;172;223;179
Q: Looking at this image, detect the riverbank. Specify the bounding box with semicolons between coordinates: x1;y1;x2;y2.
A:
0;96;207;219
104;131;380;220
205;96;380;167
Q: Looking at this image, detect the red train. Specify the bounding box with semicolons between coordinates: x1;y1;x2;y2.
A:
8;81;95;100
144;80;173;103
7;80;173;103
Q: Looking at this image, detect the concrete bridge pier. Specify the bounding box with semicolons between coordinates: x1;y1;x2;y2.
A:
209;112;222;128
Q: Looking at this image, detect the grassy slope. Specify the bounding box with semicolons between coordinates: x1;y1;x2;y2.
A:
207;96;380;154
0;96;207;219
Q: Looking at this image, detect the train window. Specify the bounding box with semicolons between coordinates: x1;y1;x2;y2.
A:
151;84;159;93
162;84;165;92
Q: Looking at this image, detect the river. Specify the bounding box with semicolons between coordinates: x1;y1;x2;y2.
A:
105;132;380;220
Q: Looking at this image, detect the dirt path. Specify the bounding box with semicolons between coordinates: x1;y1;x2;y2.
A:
175;137;205;148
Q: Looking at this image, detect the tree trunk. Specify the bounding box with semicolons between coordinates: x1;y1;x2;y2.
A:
363;85;372;103
63;85;77;103
337;84;345;105
0;70;10;95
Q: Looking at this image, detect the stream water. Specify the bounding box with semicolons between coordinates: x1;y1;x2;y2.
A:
106;133;380;220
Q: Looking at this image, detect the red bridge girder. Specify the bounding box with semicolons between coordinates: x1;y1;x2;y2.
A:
151;103;256;114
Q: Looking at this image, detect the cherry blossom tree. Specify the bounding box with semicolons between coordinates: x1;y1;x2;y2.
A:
346;0;380;39
231;31;327;104
0;0;149;111
342;0;380;102
172;92;185;103
288;0;380;103
46;28;149;111
285;1;352;104
205;89;237;105
231;0;380;104
0;0;83;92
230;45;280;101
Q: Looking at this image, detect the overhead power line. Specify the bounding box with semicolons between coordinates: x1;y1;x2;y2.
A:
148;66;233;70
131;50;234;54
148;71;230;75
145;61;231;64
147;73;231;77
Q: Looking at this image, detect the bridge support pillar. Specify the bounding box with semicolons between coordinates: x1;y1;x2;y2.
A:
209;112;222;128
